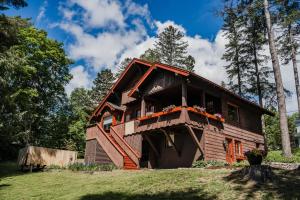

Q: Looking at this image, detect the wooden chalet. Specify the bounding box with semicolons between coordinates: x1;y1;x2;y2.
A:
85;58;273;169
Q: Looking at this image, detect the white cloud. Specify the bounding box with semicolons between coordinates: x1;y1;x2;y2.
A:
36;0;48;25
70;0;125;28
154;20;186;34
65;65;91;95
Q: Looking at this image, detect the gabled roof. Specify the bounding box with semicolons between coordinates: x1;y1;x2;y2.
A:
90;58;273;121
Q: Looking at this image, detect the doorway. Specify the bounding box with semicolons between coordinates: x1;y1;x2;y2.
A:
225;138;234;164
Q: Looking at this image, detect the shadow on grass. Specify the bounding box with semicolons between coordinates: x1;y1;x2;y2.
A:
223;167;300;199
0;161;27;179
80;188;217;200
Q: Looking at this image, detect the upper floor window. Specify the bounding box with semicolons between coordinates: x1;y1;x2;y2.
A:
205;94;221;114
103;115;113;131
227;104;239;123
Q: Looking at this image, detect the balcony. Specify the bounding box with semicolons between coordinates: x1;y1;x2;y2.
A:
122;106;224;135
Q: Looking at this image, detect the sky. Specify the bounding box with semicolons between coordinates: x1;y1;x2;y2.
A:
3;0;299;114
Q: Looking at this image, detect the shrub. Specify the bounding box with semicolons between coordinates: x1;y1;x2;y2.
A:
264;150;300;163
232;160;249;167
47;165;64;170
68;163;117;171
192;160;227;168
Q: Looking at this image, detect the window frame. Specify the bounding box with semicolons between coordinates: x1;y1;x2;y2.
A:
227;103;240;124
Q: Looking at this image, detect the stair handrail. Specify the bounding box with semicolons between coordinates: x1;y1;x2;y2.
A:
110;127;141;159
96;124;126;157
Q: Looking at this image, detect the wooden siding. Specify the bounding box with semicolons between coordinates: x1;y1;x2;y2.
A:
85;139;113;164
124;134;142;154
204;123;264;162
86;126;124;167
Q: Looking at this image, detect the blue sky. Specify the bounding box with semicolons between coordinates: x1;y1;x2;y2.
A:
3;0;298;113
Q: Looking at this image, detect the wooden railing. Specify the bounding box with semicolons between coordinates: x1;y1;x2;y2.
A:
137;106;225;123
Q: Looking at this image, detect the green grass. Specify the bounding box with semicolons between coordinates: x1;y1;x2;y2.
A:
0;162;300;200
265;149;300;163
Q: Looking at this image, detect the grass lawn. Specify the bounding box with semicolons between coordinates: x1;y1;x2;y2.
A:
0;162;299;200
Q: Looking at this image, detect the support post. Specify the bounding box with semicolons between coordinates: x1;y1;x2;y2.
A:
144;134;159;157
160;129;181;156
182;80;187;107
186;125;204;156
141;97;146;117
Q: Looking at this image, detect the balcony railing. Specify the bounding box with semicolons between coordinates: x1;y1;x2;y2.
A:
137;106;225;123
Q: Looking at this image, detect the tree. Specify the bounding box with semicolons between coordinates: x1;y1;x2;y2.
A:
154;25;195;71
0;18;72;159
0;0;27;10
140;48;160;63
264;0;292;157
277;0;300;115
67;88;93;156
265;111;297;150
90;69;114;106
221;4;248;97
115;57;131;78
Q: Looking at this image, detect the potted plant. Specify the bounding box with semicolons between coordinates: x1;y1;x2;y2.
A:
244;149;266;165
193;105;206;113
162;105;176;113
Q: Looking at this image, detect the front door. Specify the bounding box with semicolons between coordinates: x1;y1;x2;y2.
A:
225;138;234;164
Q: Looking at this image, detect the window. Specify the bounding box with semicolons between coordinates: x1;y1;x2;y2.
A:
205;94;222;114
165;133;175;148
228;104;239;123
235;141;242;155
125;114;131;122
103;116;112;131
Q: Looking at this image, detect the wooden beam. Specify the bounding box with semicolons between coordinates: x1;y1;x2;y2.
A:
185;125;204;156
160;129;181;157
144;134;160;158
182;80;187;107
128;66;155;97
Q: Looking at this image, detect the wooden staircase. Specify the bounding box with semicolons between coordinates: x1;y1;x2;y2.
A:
108;134;138;170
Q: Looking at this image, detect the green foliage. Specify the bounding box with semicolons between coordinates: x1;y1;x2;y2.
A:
192;160;227;168
0;0;27;10
68;163;117;171
265;150;300;163
0;17;72;160
90;69;114;106
232;160;249;167
154;25;195;71
265;111;297;150
140;48;160;63
115;57;132;78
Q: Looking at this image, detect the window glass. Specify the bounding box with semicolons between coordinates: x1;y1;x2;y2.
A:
136;109;141;118
205;94;222;114
103;116;112;131
228;104;239;123
235;141;242;155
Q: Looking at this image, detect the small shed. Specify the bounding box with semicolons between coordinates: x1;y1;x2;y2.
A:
17;146;77;170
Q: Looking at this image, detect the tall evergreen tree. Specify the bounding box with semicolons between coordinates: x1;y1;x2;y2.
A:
277;0;300;115
115;57;131;78
154;25;195;71
264;0;292;157
221;3;248;97
90;69;114;106
140;48;160;63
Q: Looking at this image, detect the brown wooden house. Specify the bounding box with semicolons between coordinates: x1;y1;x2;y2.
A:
85;58;273;169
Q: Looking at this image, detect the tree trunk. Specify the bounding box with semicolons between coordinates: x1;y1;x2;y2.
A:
263;0;292;157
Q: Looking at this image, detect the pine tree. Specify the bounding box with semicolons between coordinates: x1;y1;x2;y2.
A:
154;25;195;71
115;57;132;78
221;4;248;97
90;69;114;106
264;0;292;157
277;0;300;115
140;48;160;63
